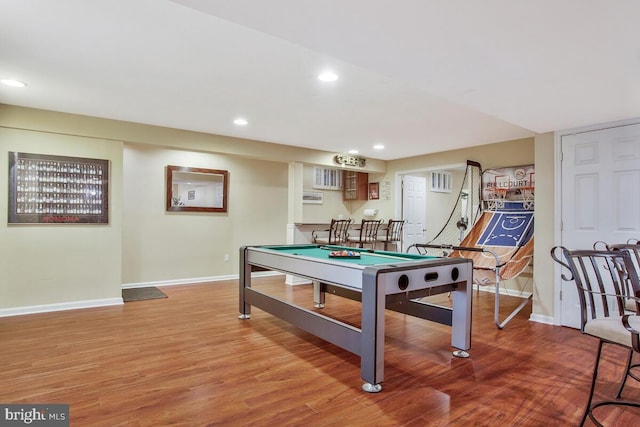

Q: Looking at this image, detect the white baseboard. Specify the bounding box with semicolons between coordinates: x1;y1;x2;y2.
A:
122;275;235;289
476;285;554;325
121;271;283;289
0;272;286;318
0;297;123;318
529;313;555;325
285;274;312;286
474;284;532;299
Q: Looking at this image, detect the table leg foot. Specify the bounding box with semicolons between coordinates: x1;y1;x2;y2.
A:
362;383;382;393
238;314;251;319
453;349;470;358
314;303;325;308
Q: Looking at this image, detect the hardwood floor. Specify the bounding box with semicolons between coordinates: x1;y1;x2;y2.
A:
1;277;639;426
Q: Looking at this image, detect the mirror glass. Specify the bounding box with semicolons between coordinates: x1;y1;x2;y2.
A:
166;165;228;213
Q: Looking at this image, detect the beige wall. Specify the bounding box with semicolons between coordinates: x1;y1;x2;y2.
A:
379;137;536;229
300;165;398;224
532;132;555;321
383;137;555;320
0;126;123;310
301;165;349;223
407;168;467;243
0;105;386;172
0;105;312;313
388;137;535;180
122;144;288;284
383;136;557;323
362;138;536;224
0;104;557;323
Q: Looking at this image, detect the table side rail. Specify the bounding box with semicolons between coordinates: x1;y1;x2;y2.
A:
246;246;473;296
244;287;362;356
322;282;456;326
246;248;365;290
371;258;472;296
386;299;453;325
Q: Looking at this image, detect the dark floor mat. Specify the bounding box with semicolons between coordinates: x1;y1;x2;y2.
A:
122;287;168;302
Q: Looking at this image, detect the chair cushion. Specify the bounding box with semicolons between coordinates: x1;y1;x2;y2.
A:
584;315;640;347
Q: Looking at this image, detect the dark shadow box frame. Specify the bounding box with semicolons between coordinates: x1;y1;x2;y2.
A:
8;152;109;224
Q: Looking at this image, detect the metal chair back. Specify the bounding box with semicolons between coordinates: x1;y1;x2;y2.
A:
551;246;639;331
598;242;640;313
349;219;382;248
328;219;352;245
379;219;405;251
385;219;405;242
551;246;640;425
312;219;352;245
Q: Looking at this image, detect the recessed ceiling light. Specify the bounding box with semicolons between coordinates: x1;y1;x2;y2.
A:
318;72;338;82
348;149;359;154
373;144;385;150
1;79;27;88
233;118;248;126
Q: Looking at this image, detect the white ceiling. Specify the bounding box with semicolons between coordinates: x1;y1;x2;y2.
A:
1;0;639;160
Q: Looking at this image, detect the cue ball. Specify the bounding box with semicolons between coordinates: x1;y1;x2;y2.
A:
398;274;409;290
451;267;459;281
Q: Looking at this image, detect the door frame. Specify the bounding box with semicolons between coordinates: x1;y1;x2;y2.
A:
553;117;640;326
394;163;467;251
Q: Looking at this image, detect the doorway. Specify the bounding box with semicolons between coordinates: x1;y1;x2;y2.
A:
556;120;640;327
396;163;469;252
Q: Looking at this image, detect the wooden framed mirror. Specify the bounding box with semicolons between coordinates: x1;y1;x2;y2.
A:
166;165;228;213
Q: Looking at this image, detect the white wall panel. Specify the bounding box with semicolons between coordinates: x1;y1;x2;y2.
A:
574;174;598;230
615;170;640;231
574;141;599;165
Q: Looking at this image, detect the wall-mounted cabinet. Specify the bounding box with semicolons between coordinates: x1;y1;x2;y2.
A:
343;171;368;200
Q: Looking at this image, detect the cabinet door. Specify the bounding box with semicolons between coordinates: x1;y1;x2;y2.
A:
343;171;368;200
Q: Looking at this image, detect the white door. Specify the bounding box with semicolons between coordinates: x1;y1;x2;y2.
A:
402;175;427;252
560;123;640;327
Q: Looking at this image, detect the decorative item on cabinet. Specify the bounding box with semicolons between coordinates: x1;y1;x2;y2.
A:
334;153;366;168
343;171;368;201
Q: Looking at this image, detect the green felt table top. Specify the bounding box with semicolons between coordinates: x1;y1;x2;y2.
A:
259;245;438;266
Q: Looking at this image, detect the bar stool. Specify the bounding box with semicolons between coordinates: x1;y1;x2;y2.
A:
377;219;405;251
347;219;382;248
312;219;352;245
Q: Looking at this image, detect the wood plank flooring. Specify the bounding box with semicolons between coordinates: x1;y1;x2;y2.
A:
1;276;639;426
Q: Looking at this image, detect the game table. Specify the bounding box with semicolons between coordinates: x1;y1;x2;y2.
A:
239;244;472;392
